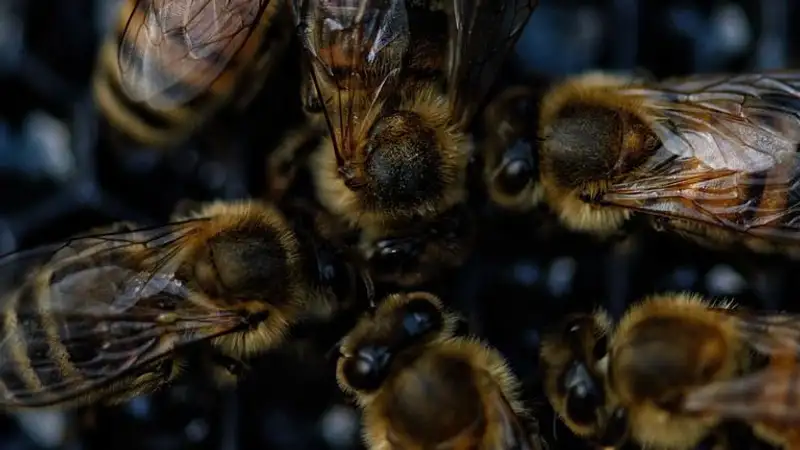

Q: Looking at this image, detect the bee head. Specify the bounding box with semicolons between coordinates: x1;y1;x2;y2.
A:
337;292;447;393
559;316;610;434
540;105;624;188
483;86;540;209
365;205;475;286
361;111;445;212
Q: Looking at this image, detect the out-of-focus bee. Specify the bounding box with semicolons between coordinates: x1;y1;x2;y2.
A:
537;72;800;255
539;311;627;448
542;293;800;450
481;85;542;213
281;0;538;285
337;291;546;450
0;200;370;409
92;0;293;148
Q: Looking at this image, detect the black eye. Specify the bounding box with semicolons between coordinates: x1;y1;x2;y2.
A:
564;361;602;426
370;238;419;274
341;345;392;392
497;158;533;195
400;298;443;341
598;407;628;447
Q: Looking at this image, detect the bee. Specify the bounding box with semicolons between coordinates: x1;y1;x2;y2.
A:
0;200;370;409
542;293;800;450
92;0;293;148
537;72;800;255
337;291;546;450
481;85;542;212
285;0;538;285
539;311;627;447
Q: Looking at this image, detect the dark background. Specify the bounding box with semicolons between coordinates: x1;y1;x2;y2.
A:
0;0;797;449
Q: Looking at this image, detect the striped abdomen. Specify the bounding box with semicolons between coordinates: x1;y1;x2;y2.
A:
0;262;186;409
92;0;292;148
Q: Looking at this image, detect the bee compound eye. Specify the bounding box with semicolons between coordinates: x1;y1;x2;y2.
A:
564;362;601;427
497;158;533;195
401;297;444;340
342;346;391;392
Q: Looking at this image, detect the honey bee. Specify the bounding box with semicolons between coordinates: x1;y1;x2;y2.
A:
0;200;370;409
92;0;293;148
539;311;627;448
542;293;800;450
337;291;546;450
537;72;800;255
283;0;538;285
481;85;541;212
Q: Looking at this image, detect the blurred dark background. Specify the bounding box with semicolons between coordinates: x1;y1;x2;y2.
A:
0;0;797;449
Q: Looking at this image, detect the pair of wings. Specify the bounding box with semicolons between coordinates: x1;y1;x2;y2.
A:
680;308;800;428
293;0;536;162
0;219;245;408
595;73;800;240
117;0;537;120
118;0;272;109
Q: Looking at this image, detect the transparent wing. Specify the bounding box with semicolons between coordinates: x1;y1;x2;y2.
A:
599;72;800;239
682;311;800;425
0;219;244;408
291;0;409;174
118;0;270;109
0;219;205;292
445;0;538;126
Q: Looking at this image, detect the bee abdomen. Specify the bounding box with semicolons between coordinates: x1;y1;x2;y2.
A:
92;0;289;148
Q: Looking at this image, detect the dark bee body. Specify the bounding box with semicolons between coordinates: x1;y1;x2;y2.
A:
481;85;542;212
542;293;800;450
337;292;544;450
537;72;800;257
285;0;538;286
93;0;293;148
0;201;368;409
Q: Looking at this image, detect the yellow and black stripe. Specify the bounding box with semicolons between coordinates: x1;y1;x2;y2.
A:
92;0;293;148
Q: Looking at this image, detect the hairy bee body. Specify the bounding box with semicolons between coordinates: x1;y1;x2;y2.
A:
338;292;544;450
0;200;367;410
542;293;800;450
93;0;292;148
535;72;800;256
287;0;537;286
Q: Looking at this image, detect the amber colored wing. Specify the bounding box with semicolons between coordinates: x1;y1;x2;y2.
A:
291;0;409;169
0;219;244;408
118;0;270;109
598;72;800;239
682;311;800;424
445;0;538;126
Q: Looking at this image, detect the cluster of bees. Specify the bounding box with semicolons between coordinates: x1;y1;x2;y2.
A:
1;0;800;449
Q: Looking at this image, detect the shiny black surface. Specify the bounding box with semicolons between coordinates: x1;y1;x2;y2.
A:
0;0;797;449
